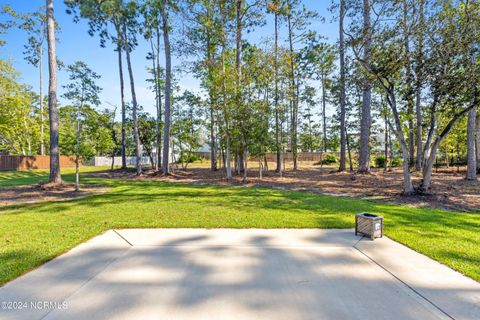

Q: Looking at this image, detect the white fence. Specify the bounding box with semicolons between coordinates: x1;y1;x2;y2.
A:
91;156;153;167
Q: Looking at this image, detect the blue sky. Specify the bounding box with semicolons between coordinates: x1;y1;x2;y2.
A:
0;0;337;118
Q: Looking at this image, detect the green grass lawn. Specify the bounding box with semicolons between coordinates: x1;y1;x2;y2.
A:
0;166;113;187
0;172;479;286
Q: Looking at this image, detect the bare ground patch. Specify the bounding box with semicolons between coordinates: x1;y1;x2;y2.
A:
0;183;109;206
91;163;480;213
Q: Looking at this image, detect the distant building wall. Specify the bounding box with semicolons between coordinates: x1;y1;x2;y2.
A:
91;156;153;167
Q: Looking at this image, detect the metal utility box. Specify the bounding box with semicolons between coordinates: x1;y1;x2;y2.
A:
355;213;383;240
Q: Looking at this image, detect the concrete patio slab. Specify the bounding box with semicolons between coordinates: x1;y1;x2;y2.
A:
0;230;131;320
356;236;480;320
116;228;360;247
0;229;478;320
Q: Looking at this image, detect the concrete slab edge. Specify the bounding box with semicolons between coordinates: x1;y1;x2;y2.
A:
353;244;455;320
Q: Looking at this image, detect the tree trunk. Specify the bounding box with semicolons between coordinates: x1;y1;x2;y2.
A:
219;1;231;180
109;106;117;170
234;153;238;175
39;46;45;156
25;115;31;155
171;138;176;171
238;152;245;173
308;113;313;152
161;3;172;175
422;101;437;170
421;143;438;192
466;108;477;180
235;0;242;108
206;28;217;171
243;148;248;182
149;37;160;171
210;101;217;171
237;0;244;175
321;73;327;153
415;90;422;170
420;102;479;192
156;26;162;171
115;24;127;170
219;144;224;169
258;159;262;179
225;134;232;180
148;152;155;169
456;144;460;173
235;0;245;175
384;109;388;171
358;0;372;173
476;110;480;173
274;11;281;174
339;0;347;172
235;0;242;78
222;52;231;180
346;127;353;171
415;0;424;171
46;0;61;183
387;116;394;170
445;144;449;168
387;88;414;195
75;109;81;191
123;24;141;176
466;3;477;180
403;0;415;168
288;14;298;171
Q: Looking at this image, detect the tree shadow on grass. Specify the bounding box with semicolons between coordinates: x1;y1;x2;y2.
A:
1;180;478;230
1;180;478;284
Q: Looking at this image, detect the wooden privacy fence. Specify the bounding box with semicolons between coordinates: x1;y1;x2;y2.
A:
0;155;76;171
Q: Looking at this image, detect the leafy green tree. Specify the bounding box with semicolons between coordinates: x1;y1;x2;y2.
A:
440;116;467;171
299;86;321;152
138;112;157;168
65;0;130;170
0;60;41;155
62;61;102;190
0;6;16;47
183;0;224;172
216;0;236;179
59;106;115;162
303;38;336;153
121;2;143;176
2;5;53;155
171;90;203;169
142;1;164;170
350;0;480;194
268;0;283;174
283;0;318;171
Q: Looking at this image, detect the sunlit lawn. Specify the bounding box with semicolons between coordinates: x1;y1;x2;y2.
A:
0;171;478;286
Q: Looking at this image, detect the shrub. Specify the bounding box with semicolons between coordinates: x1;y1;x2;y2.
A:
391;156;403;167
178;152;200;164
373;155;403;168
314;153;337;165
374;155;386;168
